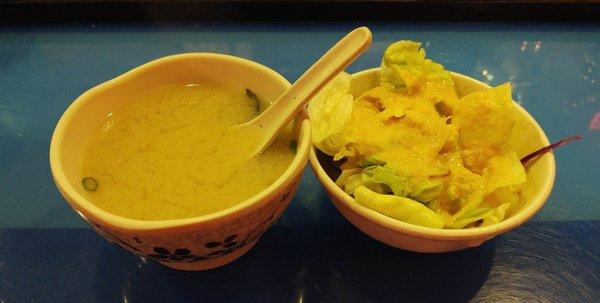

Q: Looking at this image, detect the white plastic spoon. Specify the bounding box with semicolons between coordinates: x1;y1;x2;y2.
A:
237;26;372;155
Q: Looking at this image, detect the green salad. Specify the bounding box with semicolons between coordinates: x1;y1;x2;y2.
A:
308;40;527;229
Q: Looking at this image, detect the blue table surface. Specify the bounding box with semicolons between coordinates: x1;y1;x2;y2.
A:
0;22;599;302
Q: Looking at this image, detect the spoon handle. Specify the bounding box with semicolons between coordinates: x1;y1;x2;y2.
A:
253;27;372;152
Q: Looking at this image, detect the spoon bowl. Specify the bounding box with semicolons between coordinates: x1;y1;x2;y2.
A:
237;27;373;155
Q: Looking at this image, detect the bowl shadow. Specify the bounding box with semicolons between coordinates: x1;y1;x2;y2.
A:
93;223;495;302
259;225;496;302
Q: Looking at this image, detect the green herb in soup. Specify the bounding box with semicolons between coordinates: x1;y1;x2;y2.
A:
82;177;98;192
81;83;295;221
246;88;262;114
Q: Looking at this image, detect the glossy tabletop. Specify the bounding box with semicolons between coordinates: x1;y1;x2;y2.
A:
0;22;599;302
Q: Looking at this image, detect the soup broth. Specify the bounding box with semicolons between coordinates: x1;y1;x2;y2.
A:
81;83;295;220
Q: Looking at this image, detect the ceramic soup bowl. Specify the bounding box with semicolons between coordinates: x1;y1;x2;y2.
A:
50;53;311;270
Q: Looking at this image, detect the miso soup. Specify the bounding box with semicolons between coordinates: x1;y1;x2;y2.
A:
80;83;296;220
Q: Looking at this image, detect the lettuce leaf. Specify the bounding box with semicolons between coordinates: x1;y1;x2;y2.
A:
447;207;493;229
361;165;410;197
453;82;526;195
485;185;521;218
380;40;453;93
449;183;518;229
411;178;444;203
307;72;354;157
454;83;516;152
361;165;443;203
481;203;511;226
448;202;512;229
354;185;445;228
336;168;388;195
483;152;527;194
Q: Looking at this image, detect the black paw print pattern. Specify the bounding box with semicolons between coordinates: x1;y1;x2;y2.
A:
148;247;208;262
148;202;280;263
147;234;246;263
146;189;292;263
281;191;291;203
91;189;294;264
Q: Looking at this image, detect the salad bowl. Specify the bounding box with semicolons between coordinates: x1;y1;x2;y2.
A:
309;68;556;253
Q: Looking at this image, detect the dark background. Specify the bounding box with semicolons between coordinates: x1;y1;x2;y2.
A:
2;0;600;23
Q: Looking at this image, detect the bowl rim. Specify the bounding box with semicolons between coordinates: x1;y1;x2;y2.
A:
50;52;312;231
309;67;556;241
